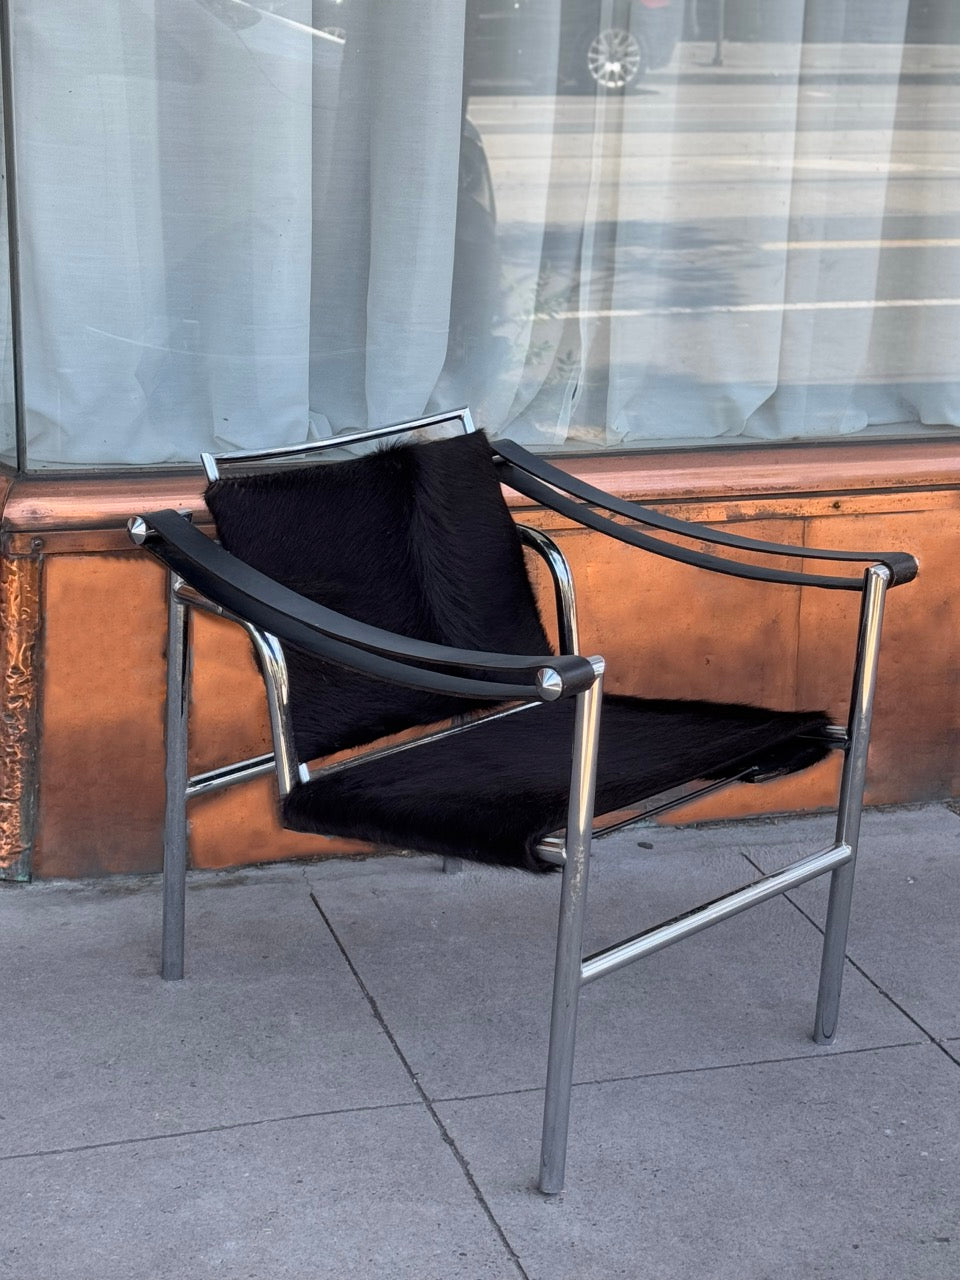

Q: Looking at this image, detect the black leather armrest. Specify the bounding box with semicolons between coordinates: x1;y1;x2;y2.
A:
494;440;918;592
129;509;598;702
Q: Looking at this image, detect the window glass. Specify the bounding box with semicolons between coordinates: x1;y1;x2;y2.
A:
0;64;14;466
11;0;960;467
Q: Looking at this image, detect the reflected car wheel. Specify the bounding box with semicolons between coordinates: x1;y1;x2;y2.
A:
580;26;647;92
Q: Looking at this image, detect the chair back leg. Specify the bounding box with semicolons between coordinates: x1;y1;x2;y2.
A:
161;573;190;980
814;564;890;1043
539;668;604;1194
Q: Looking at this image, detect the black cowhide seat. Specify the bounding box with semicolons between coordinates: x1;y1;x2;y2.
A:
205;430;830;869
282;697;829;870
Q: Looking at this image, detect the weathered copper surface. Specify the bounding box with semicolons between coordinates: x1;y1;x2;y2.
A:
799;501;960;804
32;554;169;877
0;546;40;879
3;471;208;530
187;607;371;868
505;440;960;505
660;489;960;824
4;437;960;532
7;441;960;877
3;527;212;556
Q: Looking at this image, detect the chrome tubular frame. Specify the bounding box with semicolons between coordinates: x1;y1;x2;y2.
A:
161;572;190;980
516;524;580;656
581;841;853;986
534;566;894;1192
147;415;903;1199
814;563;891;1042
201;407;476;482
540;657;604;1195
240;625;300;797
535;771;761;868
160;579;303;979
303;699;541;783
174;583;301;799
186;754;276;799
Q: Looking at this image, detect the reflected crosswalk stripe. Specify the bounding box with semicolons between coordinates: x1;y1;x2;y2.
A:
551;298;960;319
761;239;960;251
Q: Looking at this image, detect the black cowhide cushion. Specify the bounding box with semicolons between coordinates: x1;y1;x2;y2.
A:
206;430;551;761
281;696;831;871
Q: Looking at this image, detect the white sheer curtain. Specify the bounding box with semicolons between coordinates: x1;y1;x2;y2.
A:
0;85;14;463
11;0;960;466
14;0;465;465
484;0;960;449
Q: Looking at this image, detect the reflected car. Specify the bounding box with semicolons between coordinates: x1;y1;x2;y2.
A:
443;117;502;401
314;0;682;94
466;0;682;93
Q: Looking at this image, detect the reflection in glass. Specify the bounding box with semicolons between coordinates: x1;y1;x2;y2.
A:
462;0;960;451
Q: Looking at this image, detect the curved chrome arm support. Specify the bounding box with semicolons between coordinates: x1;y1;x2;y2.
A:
171;583;302;797
240;625;301;797
516;524;580;655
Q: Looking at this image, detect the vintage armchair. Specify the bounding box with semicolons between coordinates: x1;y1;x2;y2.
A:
128;408;917;1194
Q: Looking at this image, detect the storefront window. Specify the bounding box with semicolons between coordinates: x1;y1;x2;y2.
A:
8;0;960;468
0;61;15;466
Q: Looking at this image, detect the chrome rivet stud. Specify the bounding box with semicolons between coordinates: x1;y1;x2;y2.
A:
127;516;149;545
536;668;564;701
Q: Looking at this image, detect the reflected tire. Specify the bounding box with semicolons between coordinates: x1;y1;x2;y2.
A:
576;25;648;94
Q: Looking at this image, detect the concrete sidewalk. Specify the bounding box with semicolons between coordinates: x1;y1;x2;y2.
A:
2;804;958;1279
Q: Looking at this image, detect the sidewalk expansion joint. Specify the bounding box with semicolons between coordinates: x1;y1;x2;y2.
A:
0;1098;421;1165
934;1039;960;1068
309;889;532;1280
740;850;960;1071
430;1039;927;1107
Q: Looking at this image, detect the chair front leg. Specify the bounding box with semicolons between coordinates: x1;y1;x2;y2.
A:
814;565;890;1043
539;665;604;1195
161;574;190;980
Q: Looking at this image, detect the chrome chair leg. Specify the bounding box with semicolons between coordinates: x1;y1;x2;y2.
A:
539;668;604;1195
161;575;190;980
814;859;857;1045
814;565;890;1043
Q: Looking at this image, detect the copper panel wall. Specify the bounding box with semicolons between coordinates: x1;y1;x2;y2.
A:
657;490;960;824
188;609;366;869
32;553;168;877
0;539;40;879
798;498;960;805
1;444;957;879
